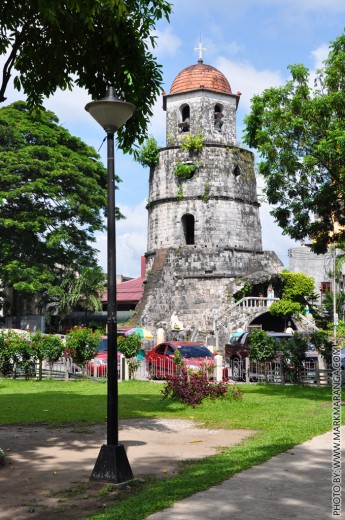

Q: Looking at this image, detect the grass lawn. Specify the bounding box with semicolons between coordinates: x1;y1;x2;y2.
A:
0;379;340;519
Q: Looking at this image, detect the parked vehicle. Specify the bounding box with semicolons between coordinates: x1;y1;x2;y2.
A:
224;331;319;381
87;351;108;376
146;341;215;379
87;350;122;377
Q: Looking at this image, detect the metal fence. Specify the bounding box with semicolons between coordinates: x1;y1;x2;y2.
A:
225;357;336;385
5;353;340;386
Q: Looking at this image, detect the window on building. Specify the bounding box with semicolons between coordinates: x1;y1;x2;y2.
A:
320;281;332;293
179;104;190;132
182;214;195;245
214;104;224;132
233;164;241;177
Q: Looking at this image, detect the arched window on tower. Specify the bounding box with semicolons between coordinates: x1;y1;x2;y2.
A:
214;104;224;132
233;164;241;177
181;214;195;245
179;104;190;133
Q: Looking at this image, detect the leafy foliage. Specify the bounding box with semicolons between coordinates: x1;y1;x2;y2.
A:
0;329;33;378
118;333;142;379
201;180;210;202
0;101;112;301
31;332;64;379
174;162;197;181
56;266;106;321
66;327;101;368
247;330;276;362
309;330;333;365
180;131;204;151
279;333;310;384
162;371;241;408
0;1;172;152
135;136;159;167
233;284;252;302
280;271;315;303
118;333;142;359
243;32;345;253
269;300;302;319
269;271;316;320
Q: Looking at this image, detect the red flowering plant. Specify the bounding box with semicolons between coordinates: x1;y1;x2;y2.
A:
0;330;33;379
162;371;242;408
31;332;64;379
66;326;101;376
0;331;14;376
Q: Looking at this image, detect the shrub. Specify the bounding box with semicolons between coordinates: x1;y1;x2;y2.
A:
118;333;142;379
135;136;159;167
174;162;196;181
279;333;310;384
161;371;242;408
66;327;101;373
31;332;64;379
248;330;276;363
309;330;333;365
180;131;204;151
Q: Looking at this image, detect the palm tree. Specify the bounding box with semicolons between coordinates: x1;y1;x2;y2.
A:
58;266;106;325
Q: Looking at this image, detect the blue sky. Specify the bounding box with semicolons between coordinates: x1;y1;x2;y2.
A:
2;1;345;277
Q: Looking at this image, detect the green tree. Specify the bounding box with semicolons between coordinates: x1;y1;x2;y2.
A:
280;271;316;304
31;332;64;379
0;330;13;376
309;330;333;366
243;31;345;254
0;101;117;302
0;330;33;379
279;333;310;384
269;300;302;324
118;333;142;379
248;330;276;363
66;326;101;374
270;271;316;326
248;330;276;383
0;0;172;152
57;266;106;324
135;136;160;167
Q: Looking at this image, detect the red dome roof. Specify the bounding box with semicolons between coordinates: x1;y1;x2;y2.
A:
170;63;231;95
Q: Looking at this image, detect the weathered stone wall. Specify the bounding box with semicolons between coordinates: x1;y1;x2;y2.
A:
139;74;284;343
164;90;238;146
139;247;283;338
147;145;262;252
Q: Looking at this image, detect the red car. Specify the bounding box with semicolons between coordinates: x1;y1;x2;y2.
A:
87;351;108;377
87;350;121;377
146;341;215;379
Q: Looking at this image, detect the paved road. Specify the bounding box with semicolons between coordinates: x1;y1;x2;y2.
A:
147;427;344;520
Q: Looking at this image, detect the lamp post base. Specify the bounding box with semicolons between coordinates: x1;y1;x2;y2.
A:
91;444;134;483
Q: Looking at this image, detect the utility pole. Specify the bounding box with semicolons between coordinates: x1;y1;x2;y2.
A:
333;246;338;343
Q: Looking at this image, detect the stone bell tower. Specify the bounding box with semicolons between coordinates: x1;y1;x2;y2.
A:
138;51;282;341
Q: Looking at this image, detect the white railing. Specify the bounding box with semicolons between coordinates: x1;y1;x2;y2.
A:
235;296;279;308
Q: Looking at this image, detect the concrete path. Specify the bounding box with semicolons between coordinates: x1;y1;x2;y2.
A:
147;427;344;520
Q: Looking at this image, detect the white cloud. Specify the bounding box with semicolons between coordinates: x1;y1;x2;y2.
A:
311;43;330;70
271;0;345;12
95;200;148;278
216;56;285;111
260;203;300;269
146;97;167;145
153;28;182;57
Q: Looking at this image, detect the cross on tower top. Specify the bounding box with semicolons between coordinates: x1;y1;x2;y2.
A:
194;41;207;63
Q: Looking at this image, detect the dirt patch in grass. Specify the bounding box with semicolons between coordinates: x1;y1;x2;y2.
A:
0;419;253;520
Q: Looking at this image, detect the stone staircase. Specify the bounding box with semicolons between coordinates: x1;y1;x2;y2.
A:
190;297;318;347
190;296;276;345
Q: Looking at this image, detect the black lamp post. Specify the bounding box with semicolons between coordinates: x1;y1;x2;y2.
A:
85;87;135;483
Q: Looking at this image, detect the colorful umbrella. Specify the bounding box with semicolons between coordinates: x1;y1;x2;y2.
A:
125;327;153;339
